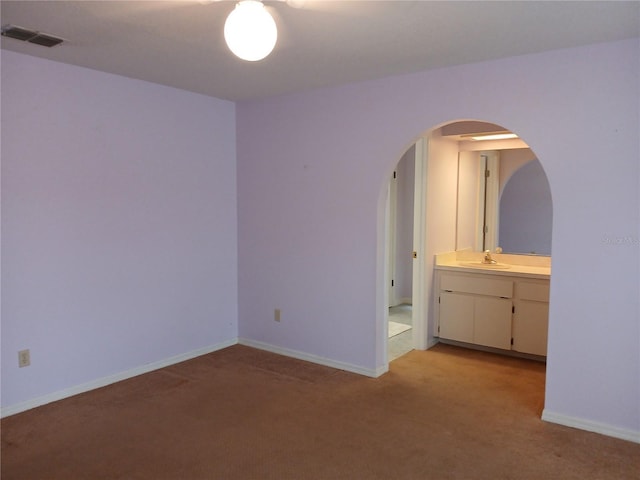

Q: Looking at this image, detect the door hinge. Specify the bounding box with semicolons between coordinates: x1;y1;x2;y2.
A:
511;338;514;345
485;169;491;178
393;171;397;179
512;306;515;313
438;296;441;304
412;251;417;259
391;279;394;287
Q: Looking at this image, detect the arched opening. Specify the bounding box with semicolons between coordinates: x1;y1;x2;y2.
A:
381;120;553;384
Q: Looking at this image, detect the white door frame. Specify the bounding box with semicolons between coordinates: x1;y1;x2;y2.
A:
411;138;428;350
383;137;432;366
387;171;398;308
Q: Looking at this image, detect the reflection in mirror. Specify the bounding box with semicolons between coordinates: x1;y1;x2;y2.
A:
499;158;552;255
440;121;552;256
456;150;500;252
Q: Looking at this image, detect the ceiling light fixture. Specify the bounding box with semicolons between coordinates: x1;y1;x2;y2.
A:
224;0;277;62
470;133;519;141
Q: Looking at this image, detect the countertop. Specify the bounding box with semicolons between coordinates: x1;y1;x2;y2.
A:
435;252;551;280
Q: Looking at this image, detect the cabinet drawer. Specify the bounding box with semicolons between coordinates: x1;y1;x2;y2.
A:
517;282;550;302
440;273;513;298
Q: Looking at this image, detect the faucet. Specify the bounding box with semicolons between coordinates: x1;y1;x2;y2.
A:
483;250;497;264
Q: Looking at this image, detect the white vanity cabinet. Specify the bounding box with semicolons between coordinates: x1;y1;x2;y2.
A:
512;280;550;356
437;272;513;350
435;268;550;357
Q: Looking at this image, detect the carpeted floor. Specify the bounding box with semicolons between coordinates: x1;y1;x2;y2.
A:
2;343;639;479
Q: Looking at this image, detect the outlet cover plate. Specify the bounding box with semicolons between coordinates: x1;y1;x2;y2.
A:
18;349;31;368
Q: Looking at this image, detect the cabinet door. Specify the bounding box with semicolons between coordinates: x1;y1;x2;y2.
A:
439;292;474;343
473;296;512;350
513;301;549;356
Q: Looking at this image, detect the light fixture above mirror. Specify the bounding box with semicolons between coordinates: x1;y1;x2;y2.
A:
470;133;519;141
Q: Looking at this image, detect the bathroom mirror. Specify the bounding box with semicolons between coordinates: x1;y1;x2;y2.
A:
442;121;552;256
456;149;552;255
498;157;552;255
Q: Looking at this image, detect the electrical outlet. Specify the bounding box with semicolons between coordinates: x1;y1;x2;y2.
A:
18;349;31;368
274;308;281;322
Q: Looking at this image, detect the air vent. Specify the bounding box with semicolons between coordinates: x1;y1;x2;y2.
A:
1;24;64;47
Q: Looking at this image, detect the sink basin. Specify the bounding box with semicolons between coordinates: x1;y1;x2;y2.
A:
459;261;511;269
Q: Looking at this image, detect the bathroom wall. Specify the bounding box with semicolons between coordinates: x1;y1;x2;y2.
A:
1;51;238;410
237;39;639;439
423;135;460;339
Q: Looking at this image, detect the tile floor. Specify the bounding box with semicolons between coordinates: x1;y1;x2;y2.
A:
388;304;413;362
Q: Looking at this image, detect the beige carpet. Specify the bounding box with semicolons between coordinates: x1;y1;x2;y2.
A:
388;320;411;338
2;344;639;479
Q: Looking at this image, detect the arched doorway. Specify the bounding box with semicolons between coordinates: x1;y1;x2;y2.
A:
382;120;552;368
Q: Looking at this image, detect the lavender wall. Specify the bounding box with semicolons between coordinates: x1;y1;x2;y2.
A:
237;40;639;437
1;51;238;409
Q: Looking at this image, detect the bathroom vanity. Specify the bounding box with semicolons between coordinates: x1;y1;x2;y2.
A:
434;252;550;358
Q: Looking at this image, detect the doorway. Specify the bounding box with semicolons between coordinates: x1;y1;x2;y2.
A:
383;120;552;368
386;147;416;361
385;139;430;362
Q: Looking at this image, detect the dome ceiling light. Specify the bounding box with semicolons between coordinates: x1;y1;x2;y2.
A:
224;0;277;62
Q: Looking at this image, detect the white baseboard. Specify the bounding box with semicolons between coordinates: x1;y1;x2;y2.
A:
426;337;440;349
1;338;238;418
2;338;389;417
542;409;640;444
389;298;412;308
238;338;386;378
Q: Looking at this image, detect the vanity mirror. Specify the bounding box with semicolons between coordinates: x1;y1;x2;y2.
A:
442;122;552;256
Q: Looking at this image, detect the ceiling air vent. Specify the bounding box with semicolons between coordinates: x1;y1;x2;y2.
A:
1;24;64;47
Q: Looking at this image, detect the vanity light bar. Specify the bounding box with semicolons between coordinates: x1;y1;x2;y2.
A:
470;133;519;141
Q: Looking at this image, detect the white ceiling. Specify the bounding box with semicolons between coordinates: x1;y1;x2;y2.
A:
1;1;638;101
